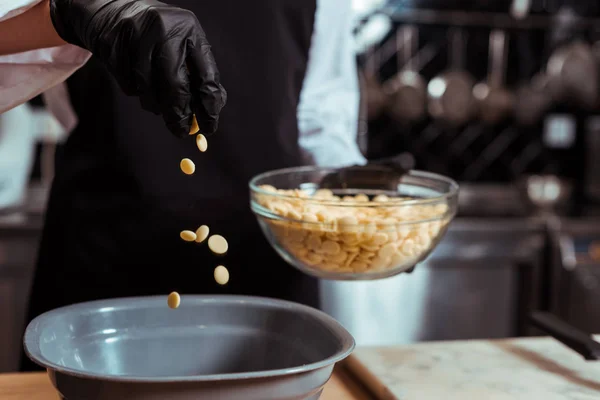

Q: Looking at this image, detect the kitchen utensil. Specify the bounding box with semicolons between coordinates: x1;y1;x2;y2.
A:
473;30;514;125
513;19;552;126
593;41;600;109
516;174;573;215
385;25;427;123
531;312;600;361
584;116;600;201
249;166;458;281
510;0;531;19
514;73;553;126
24;295;355;400
547;40;598;110
353;11;392;55
427;28;476;126
363;47;387;120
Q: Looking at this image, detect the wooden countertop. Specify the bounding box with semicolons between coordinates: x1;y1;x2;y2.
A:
0;366;373;400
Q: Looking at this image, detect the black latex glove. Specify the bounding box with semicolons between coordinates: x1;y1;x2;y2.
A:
49;0;227;137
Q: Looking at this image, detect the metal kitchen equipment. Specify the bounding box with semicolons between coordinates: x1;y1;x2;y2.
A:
362;46;387;120
546;219;600;342
531;311;600;360
320;216;545;346
473;29;514;125
517;174;573;216
320;184;545;346
514;73;552;127
24;295;355;400
427;27;476;126
362;5;595;183
584;116;600;203
546;41;598;110
377;6;600;30
385;25;427;123
527;216;600;361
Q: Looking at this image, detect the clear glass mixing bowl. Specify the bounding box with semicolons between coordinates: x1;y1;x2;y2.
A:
249;166;459;280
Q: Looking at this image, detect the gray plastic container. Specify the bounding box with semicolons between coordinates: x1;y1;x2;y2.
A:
24;295;355;400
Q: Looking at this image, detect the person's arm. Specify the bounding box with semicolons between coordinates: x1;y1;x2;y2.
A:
0;0;64;55
0;0;90;115
0;0;226;137
297;0;367;168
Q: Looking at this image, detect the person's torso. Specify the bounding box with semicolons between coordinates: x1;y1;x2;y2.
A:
42;0;318;272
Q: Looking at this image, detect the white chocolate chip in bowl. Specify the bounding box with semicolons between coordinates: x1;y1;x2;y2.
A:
249;166;458;280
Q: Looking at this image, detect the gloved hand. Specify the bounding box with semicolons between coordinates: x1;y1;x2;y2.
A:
49;0;227;137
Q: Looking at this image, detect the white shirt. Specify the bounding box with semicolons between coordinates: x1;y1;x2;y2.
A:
0;0;366;168
298;0;367;167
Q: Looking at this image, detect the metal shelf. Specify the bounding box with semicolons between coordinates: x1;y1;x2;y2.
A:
378;6;600;31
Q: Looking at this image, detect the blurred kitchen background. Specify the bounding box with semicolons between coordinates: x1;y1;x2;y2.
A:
3;0;600;372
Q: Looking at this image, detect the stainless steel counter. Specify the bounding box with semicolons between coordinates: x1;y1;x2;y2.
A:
320;218;546;346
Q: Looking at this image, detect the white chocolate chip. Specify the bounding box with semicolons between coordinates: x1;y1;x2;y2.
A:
321;240;341;255
167;292;181;309
314;189;334;198
360;243;380;252
378;242;397;259
306;252;323;265
400;239;416;256
286;208;302;220
354;194;369;202
373;194;389;202
214;265;230;285
338;215;358;226
208;234;229;255
180;230;197;242
196;134;208;152
350;260;369;271
306;234;322;251
303;213;319;223
195;225;210;243
256;184;450;275
189;115;199;135
371;232;389;246
180;158;195;175
260;184;277;192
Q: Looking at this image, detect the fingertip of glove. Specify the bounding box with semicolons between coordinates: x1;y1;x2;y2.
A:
167;115;194;138
199;121;219;135
195;114;219;135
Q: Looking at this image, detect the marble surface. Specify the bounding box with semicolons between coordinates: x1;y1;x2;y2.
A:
348;336;600;400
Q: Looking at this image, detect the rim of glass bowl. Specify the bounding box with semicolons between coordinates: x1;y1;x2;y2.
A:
249;166;459;208
249;167;459;227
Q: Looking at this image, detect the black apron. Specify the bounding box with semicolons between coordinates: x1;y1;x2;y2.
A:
20;0;318;372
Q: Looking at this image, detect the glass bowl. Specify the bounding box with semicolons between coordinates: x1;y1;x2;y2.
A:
249;166;459;280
